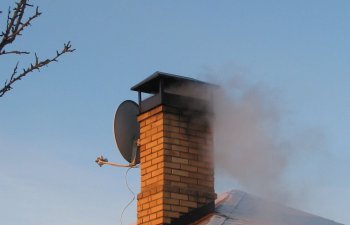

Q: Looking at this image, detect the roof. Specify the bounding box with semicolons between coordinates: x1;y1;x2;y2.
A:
193;190;344;225
130;71;216;94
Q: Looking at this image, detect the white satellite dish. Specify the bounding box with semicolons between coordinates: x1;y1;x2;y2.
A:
95;100;140;168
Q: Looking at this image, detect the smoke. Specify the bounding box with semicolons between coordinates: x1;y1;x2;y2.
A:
200;69;330;205
210;76;290;201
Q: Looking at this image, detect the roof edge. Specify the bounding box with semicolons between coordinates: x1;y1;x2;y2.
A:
130;71;217;92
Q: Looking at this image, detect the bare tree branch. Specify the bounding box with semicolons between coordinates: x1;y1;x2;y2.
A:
1;50;30;55
0;42;75;97
0;0;41;55
0;0;75;98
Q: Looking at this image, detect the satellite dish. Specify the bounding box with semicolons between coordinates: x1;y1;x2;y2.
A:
114;100;140;165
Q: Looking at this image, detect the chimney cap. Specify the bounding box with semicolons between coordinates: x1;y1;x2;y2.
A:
131;71;216;94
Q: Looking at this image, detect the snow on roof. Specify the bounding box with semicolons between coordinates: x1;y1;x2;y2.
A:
194;190;344;225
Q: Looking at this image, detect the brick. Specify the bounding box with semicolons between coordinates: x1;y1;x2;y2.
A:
162;137;180;145
151;119;163;128
180;164;198;172
171;193;188;200
138;208;150;217
157;125;164;132
164;125;180;133
188;142;200;149
145;152;158;162
152;217;170;225
171;169;188;177
142;148;152;157
143;202;150;210
163;149;180;157
141;160;152;170
171;205;188;213
167;132;182;140
151;192;164;201
138;197;150;205
140;134;152;145
198;179;215;187
155;201;162;208
140;124;152;133
149;212;157;221
171;181;188;188
145;140;158;149
151;143;163;153
163;198;179;205
149;200;158;208
179;152;197;160
156;113;164;120
197;167;214;175
164;174;180;182
180;176;197;185
189;172;212;180
151;132;163;141
197;197;210;204
163;204;172;210
145;116;157;125
171;145;188;152
157;150;165;157
168;120;181;127
142;173;152;182
151;155;163;165
166;212;181;220
163;155;172;163
142;215;150;222
146;127;159;137
145;164;158;173
189;160;210;169
164;114;179;121
171;157;188;165
188;148;200;154
138;112;150;122
164;168;172;174
149;106;163;116
151;168;163;177
163;218;172;224
145;176;160;186
179;139;190;147
159;161;181;170
180;200;198;208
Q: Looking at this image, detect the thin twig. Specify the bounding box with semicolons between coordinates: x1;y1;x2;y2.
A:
0;50;30;55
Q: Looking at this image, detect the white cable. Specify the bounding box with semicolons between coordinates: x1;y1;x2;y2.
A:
120;167;136;225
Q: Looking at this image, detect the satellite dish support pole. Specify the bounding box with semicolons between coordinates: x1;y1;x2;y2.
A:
138;91;142;112
95;155;138;168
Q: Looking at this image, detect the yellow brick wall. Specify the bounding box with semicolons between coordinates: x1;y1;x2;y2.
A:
137;105;216;225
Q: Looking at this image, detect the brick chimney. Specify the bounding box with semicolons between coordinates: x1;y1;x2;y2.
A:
131;72;217;225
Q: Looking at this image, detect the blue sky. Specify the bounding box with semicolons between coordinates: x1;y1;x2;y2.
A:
1;0;349;224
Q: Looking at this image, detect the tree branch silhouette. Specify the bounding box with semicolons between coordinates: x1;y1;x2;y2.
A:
0;0;75;98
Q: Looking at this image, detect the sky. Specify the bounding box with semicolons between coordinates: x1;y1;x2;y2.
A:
0;0;349;225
